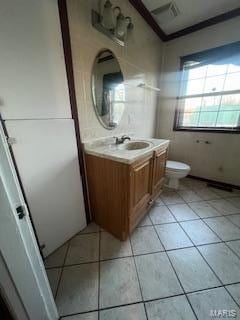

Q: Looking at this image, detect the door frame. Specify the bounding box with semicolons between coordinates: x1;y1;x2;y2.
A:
0;121;58;320
0;291;14;320
0;115;44;258
0;251;27;320
58;0;91;222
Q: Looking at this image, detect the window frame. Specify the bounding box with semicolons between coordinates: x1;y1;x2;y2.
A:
173;42;240;133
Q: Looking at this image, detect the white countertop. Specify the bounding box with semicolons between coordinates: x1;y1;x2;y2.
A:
83;137;170;164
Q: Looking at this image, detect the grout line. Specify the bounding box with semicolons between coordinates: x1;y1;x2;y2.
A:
97;229;101;319
61;283;240;319
224;242;240;259
58;273;240;318
224;214;240;230
198;218;240;260
151;221;199;320
224;285;240;308
50;233;240;270
78;230;100;235
167;203;201;221
159;187;240;314
129;211;238;228
129;234;149;320
175;213;240;301
57;181;240;318
161;188;240;259
176;221;225;284
169;200;240;288
54;240;71;299
47;235;240;275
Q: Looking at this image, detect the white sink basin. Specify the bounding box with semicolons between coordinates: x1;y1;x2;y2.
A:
119;141;153;151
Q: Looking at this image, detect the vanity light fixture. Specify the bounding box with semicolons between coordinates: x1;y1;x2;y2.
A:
101;0;117;30
92;0;134;46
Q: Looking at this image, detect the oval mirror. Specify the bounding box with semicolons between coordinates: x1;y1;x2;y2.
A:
91;49;125;129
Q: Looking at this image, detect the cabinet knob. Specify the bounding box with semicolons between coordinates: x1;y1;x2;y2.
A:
148;199;154;205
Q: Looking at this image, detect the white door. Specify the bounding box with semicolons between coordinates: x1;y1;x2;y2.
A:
0;121;58;319
5;119;87;256
0;0;71;120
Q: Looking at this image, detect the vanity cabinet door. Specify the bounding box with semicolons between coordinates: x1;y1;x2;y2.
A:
129;156;153;229
152;149;167;198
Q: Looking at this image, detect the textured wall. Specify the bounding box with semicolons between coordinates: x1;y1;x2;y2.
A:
157;17;240;186
67;0;163;141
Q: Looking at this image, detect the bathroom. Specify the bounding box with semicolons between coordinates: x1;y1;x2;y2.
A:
0;0;240;319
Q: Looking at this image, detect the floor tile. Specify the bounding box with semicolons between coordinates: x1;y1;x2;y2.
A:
227;197;240;209
178;190;202;202
188;287;240;320
180;220;221;245
207;199;240;215
226;283;240;306
149;205;176;224
188;201;221;218
154;197;164;206
131;226;163;255
198;243;240;284
145;295;196;320
226;240;240;257
160;191;185;205
178;180;190;190
100;303;147;320
168;204;199;221
204;216;240;241
168;247;220;292
100;232;132;260
135;252;182;300
194;188;220;200
46;268;61;297
138;214;152;226
45;243;68;268
183;178;207;190
79;222;100;234
99;257;141;308
63;312;98;320
210;187;240;198
56;263;98;315
227;214;240;228
155;223;193;250
65;234;99;265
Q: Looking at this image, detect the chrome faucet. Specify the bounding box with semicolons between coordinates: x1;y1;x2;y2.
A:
115;135;131;145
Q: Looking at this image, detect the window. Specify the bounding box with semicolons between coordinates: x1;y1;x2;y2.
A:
174;41;240;132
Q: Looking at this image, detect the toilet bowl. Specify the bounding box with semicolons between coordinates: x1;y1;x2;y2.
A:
165;160;191;190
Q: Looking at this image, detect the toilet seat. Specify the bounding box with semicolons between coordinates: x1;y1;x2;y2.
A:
166;160;190;172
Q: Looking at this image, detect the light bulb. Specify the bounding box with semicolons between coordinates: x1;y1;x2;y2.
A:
101;0;115;30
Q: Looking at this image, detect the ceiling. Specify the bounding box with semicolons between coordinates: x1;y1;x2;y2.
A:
129;0;240;41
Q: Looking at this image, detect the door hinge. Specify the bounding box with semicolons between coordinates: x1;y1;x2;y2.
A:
16;205;26;220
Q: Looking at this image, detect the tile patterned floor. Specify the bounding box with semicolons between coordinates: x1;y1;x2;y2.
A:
45;178;240;319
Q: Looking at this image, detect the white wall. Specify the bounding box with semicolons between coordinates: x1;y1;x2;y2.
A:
67;0;164;141
157;17;240;186
0;0;71;120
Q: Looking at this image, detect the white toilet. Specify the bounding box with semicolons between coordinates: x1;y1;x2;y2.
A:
165;160;191;190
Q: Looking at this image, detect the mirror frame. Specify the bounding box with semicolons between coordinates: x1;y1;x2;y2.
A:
91;49;125;130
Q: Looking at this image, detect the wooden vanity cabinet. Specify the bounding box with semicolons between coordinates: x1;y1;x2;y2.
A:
85;148;167;240
152;149;168;199
129;155;153;232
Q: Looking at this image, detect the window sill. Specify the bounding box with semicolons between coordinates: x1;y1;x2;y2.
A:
173;127;240;134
